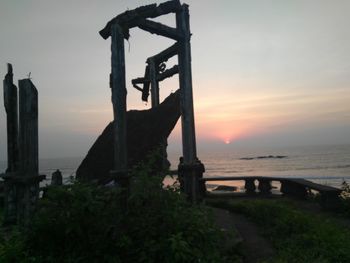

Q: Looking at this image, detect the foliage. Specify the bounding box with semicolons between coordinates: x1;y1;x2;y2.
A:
340;180;350;217
0;155;240;263
208;199;350;263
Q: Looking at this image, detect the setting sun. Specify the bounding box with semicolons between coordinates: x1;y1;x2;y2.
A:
224;139;231;144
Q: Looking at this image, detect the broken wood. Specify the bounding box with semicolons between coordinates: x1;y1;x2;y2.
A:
176;4;197;164
3;63;19;173
102;1;202;202
99;0;181;40
132;65;178;85
149;59;160;107
110;23;128;181
18;79;38;175
148;43;179;64
158;65;179;81
176;4;200;202
138;19;182;41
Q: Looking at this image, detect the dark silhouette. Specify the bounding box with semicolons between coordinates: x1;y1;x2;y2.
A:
76;90;180;184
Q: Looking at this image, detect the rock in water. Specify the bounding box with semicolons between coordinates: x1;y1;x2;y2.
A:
76;90;180;183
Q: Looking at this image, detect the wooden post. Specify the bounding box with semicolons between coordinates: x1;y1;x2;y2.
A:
3;63;19;173
2;63;19;224
176;5;197;163
149;59;160;107
17;79;43;224
176;4;200;201
110;23;128;190
2;76;44;225
18;79;38;176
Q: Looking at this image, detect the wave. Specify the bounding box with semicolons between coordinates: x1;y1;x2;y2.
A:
294;164;350;171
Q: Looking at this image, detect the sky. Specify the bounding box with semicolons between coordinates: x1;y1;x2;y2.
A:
0;0;350;160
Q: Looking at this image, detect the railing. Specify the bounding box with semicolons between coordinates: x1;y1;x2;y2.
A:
200;176;342;209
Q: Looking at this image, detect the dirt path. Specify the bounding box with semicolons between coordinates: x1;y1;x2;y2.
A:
212;207;274;263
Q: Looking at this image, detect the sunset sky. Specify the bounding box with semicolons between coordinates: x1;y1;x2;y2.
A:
1;0;350;159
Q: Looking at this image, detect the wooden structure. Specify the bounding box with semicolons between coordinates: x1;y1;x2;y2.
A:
202;176;341;209
1;64;45;225
100;0;203;201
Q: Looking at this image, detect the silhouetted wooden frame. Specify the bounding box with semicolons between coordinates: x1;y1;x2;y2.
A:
100;0;201;201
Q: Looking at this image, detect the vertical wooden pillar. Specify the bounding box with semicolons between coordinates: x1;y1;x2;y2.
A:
3;75;44;225
149;59;160;107
176;4;197;164
3;63;19;173
176;4;201;201
110;23;128;187
17;79;43;224
18;79;38;176
2;63;19;224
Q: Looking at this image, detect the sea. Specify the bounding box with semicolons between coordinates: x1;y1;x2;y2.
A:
1;144;350;190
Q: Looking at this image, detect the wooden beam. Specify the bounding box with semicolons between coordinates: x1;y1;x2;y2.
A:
110;24;127;173
149;60;159;107
100;0;181;39
132;65;178;88
176;4;197;165
3;63;19;173
157;65;179;81
148;43;179;64
177;4;199;202
137;19;182;41
18;79;38;175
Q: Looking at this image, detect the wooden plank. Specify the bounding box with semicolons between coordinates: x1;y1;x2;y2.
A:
148;59;159;107
111;24;128;173
137;19;182;41
148;43;179;64
132;65;178;85
18;79;38;176
158;65;179;81
3;63;19;173
176;4;197;164
99;0;181;39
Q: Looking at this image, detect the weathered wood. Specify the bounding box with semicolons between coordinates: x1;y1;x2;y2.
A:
176;4;197;164
18;79;38;175
99;0;181;39
148;43;179;64
137;19;182;41
132;65;178;86
148;59;159;107
110;23;128;176
3;63;19;173
158;65;179;81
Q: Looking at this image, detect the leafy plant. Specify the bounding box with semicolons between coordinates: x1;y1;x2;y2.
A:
340;180;350;217
0;153;240;263
208;199;350;263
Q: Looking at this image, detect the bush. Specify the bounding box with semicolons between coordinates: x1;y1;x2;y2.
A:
208;199;350;263
340;180;350;217
0;158;238;262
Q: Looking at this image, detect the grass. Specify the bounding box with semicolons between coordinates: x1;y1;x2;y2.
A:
207;198;350;263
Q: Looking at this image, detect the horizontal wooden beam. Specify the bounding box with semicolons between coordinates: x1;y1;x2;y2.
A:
157;65;179;81
131;64;179;86
99;0;181;40
137;19;182;41
148;43;179;64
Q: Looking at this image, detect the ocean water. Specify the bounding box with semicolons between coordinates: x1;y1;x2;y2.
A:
1;144;349;189
169;144;350;189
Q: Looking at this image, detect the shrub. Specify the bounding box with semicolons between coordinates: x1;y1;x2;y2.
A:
340;180;350;217
0;156;238;262
208;199;350;263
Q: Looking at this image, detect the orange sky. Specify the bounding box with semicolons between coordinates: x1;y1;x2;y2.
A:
1;0;350;158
